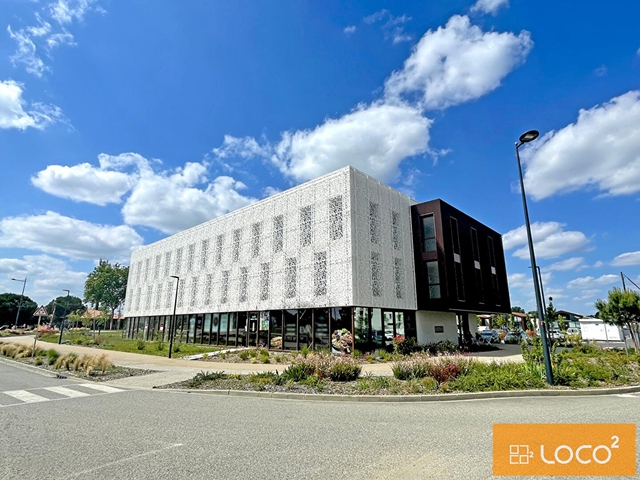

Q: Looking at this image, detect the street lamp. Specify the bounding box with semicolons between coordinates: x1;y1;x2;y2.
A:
515;129;554;385
58;289;71;345
11;277;27;328
168;276;180;359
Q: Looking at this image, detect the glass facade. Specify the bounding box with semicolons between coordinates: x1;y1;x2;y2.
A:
126;307;417;354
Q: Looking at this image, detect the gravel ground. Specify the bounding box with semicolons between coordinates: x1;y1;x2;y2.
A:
9;356;157;382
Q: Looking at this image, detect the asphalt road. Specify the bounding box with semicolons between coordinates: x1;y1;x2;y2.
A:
1;361;639;480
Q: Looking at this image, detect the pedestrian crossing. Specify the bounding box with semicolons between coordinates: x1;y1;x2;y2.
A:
0;383;126;407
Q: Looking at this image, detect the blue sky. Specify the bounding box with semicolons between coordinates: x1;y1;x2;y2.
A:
1;0;639;315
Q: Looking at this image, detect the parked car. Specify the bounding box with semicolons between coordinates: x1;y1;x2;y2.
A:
503;331;529;344
548;330;565;340
480;329;500;343
566;327;581;336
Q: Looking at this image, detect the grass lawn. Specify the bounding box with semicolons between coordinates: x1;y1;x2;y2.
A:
38;331;220;357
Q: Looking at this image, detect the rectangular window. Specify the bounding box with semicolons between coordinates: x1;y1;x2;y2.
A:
300;206;312;247
488;236;500;305
135;262;141;284
204;274;213;305
177;279;185;307
187;243;195;272
392;211;401;250
285;258;297;298
425;261;441;299
273;215;283;253
164;252;171;277
369;202;380;244
260;263;270;301
329;196;343;240
175;248;183;275
371;252;382;297
143;258;150;283
394;257;404;299
239;267;248;302
190;276;198;307
232;229;241;262
221;270;229;303
450;217;464;301
215;234;224;265
135;287;141;310
314;252;327;296
421;215;436;252
200;239;209;269
251;222;262;257
154;255;161;280
471;228;484;303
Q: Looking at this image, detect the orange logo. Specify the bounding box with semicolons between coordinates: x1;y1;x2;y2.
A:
493;424;636;476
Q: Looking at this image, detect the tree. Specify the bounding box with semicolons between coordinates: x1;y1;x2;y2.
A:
511;306;525;314
84;260;129;330
545;299;558;329
0;293;37;326
557;315;567;332
46;295;85;326
595;288;640;350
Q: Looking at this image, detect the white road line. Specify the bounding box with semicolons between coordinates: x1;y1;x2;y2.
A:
615;393;638;398
43;386;90;398
77;383;123;394
3;390;49;403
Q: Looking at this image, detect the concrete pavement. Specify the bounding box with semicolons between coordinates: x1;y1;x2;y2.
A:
3;335;524;388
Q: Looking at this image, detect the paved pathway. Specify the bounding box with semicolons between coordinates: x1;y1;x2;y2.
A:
3;335;523;388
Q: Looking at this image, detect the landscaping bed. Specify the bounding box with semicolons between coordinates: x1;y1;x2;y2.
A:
0;340;156;382
162;344;640;395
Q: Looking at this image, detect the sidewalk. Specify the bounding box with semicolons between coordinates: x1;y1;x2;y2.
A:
5;335;523;388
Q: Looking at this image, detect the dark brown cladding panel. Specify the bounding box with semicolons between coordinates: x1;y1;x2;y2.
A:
411;199;511;315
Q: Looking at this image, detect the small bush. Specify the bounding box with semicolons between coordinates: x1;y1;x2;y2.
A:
328;356;362;381
422;340;459;356
136;339;145;351
300;346;310;357
54;353;77;371
187;370;226;388
239;351;250;360
173;345;181;353
249;349;259;358
260;354;270;364
219;352;226;359
34;356;44;366
452;362;546;392
391;355;432;380
46;349;60;365
94;353;112;373
281;359;316;382
248;371;282;389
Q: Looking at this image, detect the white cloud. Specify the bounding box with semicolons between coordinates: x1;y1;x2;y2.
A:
546;257;585;271
343;25;356;35
7;26;48;77
48;0;103;25
0;80;65;130
274;102;431;182
567;274;619;289
0;254;88;306
611;251;640;267
593;65;607;77
503;221;590;260
121;162;257;234
470;0;509;15
363;9;412;44
522;91;640;200
384;15;532;110
31;163;133;206
0;211;142;261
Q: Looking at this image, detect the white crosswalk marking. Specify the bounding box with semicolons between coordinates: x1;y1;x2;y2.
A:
78;383;123;394
44;386;91;398
4;390;49;403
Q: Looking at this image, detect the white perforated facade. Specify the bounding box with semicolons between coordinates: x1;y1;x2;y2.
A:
124;167;418;318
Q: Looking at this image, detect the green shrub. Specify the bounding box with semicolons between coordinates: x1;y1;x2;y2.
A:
452;362;546;392
300;346;310;357
391;355;432;380
422;340;459;356
34;356;44;366
239;350;250;360
172;345;181;353
299;374;325;389
46;348;60;365
281;361;315;382
328;356;362;381
421;376;438;391
260;354;270;364
248;371;282;390
187;370;226;388
249;349;259;358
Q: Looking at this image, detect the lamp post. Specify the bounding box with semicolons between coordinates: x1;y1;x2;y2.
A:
515;130;554;385
168;276;179;359
11;277;27;328
58;289;71;345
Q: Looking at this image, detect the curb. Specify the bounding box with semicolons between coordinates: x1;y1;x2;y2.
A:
0;355;67;379
154;383;640;403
